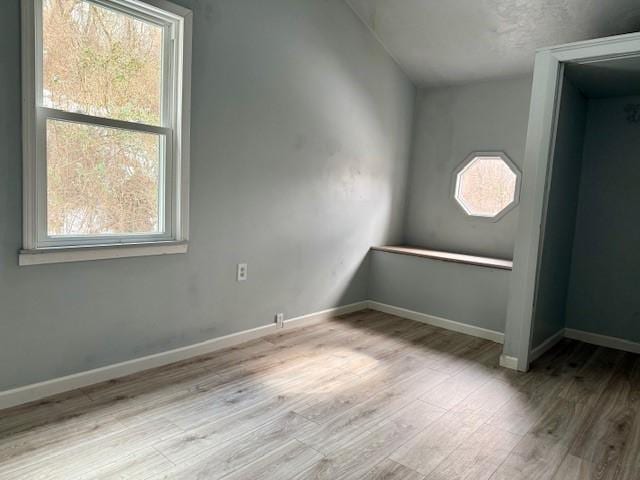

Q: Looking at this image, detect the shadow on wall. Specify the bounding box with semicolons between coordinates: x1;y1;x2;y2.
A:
0;0;415;391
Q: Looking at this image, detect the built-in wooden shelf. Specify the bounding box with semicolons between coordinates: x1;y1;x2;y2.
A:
371;246;513;271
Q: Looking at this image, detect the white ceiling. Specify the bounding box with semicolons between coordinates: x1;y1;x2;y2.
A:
345;0;640;86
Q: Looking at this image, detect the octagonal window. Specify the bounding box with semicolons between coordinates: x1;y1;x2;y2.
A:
454;153;520;219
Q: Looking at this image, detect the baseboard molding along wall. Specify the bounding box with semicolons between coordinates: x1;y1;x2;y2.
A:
0;301;367;410
499;354;520;370
564;328;640;354
526;328;640;371
0;299;509;410
529;328;565;362
367;301;505;344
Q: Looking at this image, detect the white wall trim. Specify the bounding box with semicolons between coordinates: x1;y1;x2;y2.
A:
284;302;366;328
367;301;505;344
0;299;511;410
503;32;640;373
565;328;640;355
529;328;565;362
20;0;193;257
19;241;189;266
0;301;367;410
7;294;640;409
502;49;564;372
528;328;640;366
499;354;520;370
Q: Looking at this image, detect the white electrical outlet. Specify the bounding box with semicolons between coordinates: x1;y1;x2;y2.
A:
275;313;284;328
237;263;248;282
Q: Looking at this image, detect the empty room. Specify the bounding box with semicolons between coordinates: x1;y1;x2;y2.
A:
2;0;640;479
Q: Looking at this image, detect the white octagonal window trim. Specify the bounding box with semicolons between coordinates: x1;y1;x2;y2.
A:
453;152;521;221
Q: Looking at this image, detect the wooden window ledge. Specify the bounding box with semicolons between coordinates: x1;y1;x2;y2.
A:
371;246;513;271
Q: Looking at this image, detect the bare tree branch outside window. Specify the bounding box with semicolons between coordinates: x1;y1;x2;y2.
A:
43;0;163;236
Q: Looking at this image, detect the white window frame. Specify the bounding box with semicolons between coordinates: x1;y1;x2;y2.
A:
452;151;522;222
20;0;192;266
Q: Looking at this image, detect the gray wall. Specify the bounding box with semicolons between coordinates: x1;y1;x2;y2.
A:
368;251;510;333
531;80;587;349
367;76;535;336
565;95;640;341
404;76;532;259
0;0;415;391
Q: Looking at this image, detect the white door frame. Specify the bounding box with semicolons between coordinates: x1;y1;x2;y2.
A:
500;32;640;372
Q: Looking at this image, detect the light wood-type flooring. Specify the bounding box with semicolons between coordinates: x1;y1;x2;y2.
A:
1;309;639;479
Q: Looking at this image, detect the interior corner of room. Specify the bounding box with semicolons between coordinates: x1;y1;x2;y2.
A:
2;0;539;405
3;0;640;401
3;1;640;477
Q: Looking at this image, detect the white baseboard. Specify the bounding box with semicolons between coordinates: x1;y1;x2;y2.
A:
10;300;635;411
0;301;368;410
0;299;510;410
367;301;505;344
499;354;520;371
564;328;640;354
284;301;366;328
530;328;565;362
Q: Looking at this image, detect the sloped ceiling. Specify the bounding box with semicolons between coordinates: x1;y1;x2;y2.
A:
345;0;640;86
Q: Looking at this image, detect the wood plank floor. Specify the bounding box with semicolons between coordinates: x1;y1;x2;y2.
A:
1;310;639;479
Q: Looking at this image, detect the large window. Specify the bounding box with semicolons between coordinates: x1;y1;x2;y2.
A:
21;0;192;265
453;152;521;220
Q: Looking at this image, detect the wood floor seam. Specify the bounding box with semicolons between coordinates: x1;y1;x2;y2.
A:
151;445;178;468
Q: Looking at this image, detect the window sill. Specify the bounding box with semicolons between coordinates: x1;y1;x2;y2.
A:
371;246;513;271
19;241;188;266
